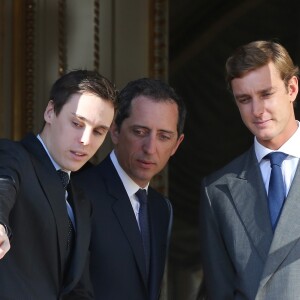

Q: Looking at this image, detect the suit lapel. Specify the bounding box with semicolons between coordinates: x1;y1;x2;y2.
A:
63;183;91;292
21;134;70;277
147;189;170;300
103;158;148;287
228;148;273;262
259;162;300;287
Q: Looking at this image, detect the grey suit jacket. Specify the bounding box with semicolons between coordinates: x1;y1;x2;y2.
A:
200;146;300;300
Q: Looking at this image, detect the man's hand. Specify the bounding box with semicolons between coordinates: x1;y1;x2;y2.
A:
0;224;10;259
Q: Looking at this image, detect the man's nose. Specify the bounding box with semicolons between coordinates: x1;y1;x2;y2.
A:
80;128;92;145
252;99;264;117
143;135;157;154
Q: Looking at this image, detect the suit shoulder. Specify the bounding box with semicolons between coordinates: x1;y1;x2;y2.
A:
72;163;100;183
79;160;95;172
0;138;29;158
72;157;112;191
0;138;21;148
203;147;253;186
149;187;171;207
148;186;165;199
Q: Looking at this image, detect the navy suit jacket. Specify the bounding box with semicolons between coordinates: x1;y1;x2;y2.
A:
0;134;93;299
74;155;173;300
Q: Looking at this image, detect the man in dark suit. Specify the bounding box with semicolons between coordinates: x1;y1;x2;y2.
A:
200;41;300;299
74;78;186;300
0;70;116;299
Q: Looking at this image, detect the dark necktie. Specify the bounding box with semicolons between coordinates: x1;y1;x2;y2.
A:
57;169;70;190
57;169;76;229
136;189;151;278
265;152;288;230
57;169;76;259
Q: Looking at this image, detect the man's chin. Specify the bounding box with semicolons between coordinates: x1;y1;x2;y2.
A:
68;162;87;172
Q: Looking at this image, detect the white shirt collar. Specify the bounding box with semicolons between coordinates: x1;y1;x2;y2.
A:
110;150;149;198
255;121;300;163
37;134;71;176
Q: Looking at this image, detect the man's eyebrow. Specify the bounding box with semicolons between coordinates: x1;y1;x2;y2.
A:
259;86;276;93
72;113;87;121
235;86;275;99
72;113;110;130
158;129;176;135
234;93;250;99
132;125;176;135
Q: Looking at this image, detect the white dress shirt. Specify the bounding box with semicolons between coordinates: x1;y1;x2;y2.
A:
37;134;75;229
255;121;300;196
110;150;149;227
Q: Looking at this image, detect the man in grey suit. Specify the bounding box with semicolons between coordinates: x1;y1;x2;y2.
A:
200;40;300;299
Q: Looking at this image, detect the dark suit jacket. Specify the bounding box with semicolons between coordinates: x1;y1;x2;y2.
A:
200;146;300;300
74;155;173;300
0;134;93;300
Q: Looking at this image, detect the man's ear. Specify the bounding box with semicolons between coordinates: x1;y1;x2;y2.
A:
109;122;119;144
44;100;55;123
288;76;298;101
171;133;184;156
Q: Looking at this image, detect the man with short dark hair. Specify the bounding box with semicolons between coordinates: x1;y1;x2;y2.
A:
75;78;186;300
0;70;117;299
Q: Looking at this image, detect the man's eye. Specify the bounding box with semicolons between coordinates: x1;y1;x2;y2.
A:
94;130;106;136
237;97;250;104
159;134;171;141
72;121;82;127
262;92;272;97
133;129;146;136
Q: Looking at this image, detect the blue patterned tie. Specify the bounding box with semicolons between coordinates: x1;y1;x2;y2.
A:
266;152;288;230
136;189;150;278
